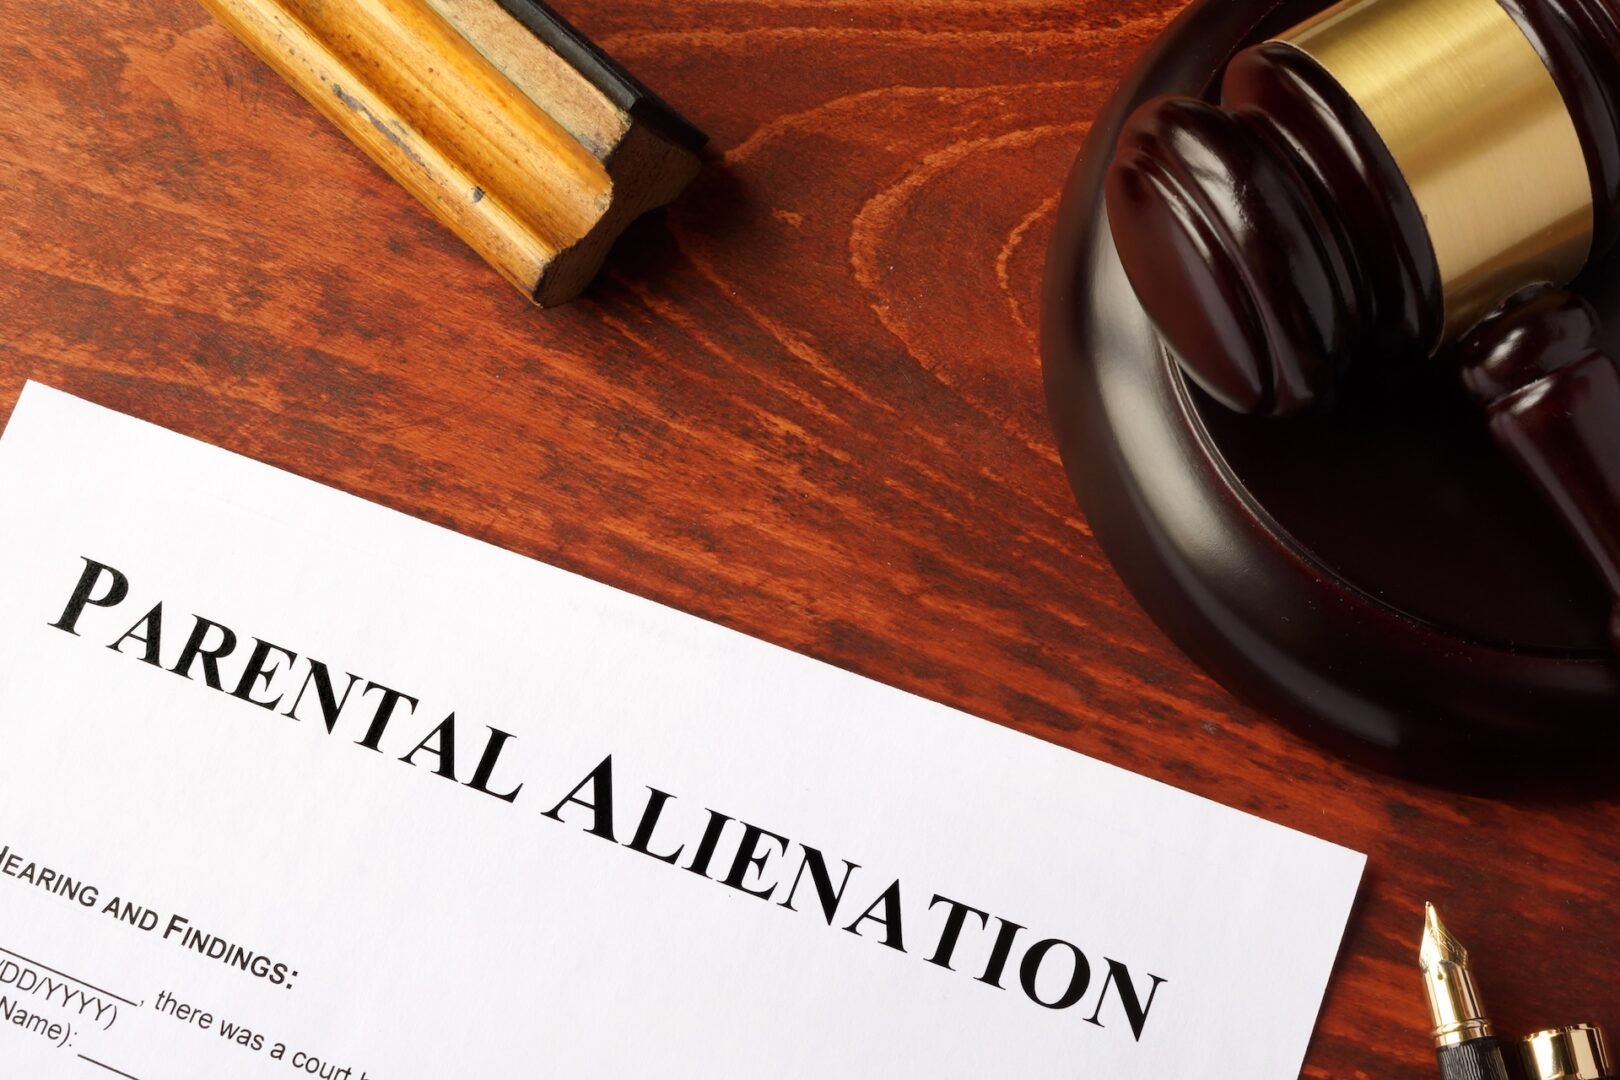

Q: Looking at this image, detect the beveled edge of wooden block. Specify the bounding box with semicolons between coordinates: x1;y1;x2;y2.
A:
494;0;708;155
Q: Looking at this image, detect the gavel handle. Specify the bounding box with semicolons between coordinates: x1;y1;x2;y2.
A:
1460;287;1620;652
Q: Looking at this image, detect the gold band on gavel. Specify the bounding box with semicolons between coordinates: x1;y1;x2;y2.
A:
1274;0;1595;341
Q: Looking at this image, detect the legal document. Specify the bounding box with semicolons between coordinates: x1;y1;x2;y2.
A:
0;383;1364;1078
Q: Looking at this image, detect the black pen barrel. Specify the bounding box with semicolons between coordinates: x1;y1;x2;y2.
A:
1437;1038;1513;1080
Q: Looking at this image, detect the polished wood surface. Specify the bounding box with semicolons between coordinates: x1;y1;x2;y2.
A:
4;1;1618;1074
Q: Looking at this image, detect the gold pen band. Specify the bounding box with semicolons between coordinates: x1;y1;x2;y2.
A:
1423;957;1493;1049
1274;0;1594;340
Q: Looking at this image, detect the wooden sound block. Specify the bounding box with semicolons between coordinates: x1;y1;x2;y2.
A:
1042;0;1620;778
199;0;706;305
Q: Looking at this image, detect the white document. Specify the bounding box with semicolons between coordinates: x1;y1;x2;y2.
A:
0;382;1363;1079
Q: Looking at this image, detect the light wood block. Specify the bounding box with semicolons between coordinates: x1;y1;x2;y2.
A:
198;0;706;304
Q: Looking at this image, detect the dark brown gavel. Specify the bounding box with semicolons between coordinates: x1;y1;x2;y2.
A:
1104;0;1620;650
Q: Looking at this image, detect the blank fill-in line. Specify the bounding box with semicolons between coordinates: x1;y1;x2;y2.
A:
77;1054;146;1080
0;944;139;1007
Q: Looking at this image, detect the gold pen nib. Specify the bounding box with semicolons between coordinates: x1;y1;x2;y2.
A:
1421;901;1467;970
1421;902;1493;1048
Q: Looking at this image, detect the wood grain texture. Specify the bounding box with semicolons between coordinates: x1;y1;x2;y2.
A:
2;0;1617;1074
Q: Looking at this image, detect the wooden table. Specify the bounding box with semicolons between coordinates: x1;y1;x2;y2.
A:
5;1;1617;1075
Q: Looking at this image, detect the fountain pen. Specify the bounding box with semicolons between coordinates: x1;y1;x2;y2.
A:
1421;903;1512;1080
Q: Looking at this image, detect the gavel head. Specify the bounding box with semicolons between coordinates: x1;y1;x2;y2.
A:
1105;0;1620;415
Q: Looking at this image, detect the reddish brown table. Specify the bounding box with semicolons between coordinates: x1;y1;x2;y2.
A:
4;1;1615;1074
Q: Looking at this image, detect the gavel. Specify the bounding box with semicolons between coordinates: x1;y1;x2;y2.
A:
1104;0;1620;649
